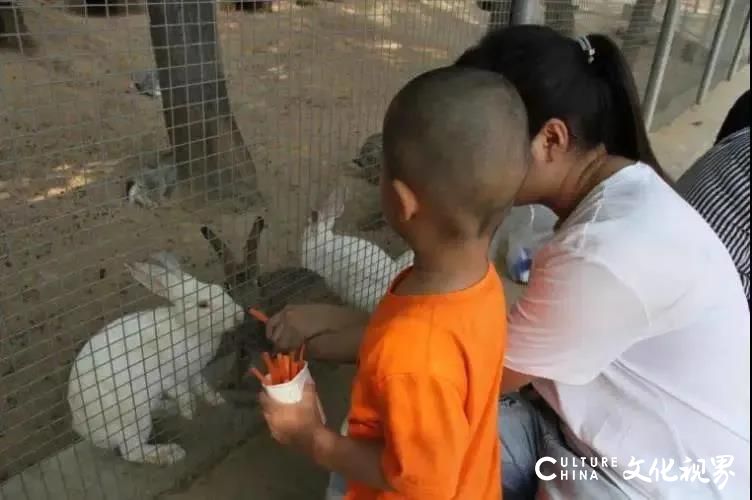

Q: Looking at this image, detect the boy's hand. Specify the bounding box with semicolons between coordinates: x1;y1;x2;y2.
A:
265;304;332;351
259;382;325;455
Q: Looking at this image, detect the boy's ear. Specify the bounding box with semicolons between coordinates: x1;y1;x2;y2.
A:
392;178;419;222
532;118;570;164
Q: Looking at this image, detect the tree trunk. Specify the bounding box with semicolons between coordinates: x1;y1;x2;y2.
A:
146;0;261;205
623;0;658;62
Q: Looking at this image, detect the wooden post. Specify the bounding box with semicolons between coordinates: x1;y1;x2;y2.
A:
146;0;261;205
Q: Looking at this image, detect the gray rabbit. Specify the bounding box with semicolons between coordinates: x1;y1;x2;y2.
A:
126;150;177;208
352;133;382;185
130;69;161;98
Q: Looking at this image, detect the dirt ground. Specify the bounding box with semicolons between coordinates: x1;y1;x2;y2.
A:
0;0;745;497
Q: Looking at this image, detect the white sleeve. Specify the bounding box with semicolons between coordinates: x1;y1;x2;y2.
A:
505;252;649;385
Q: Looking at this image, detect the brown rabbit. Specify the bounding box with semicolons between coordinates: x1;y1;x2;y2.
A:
200;217;337;386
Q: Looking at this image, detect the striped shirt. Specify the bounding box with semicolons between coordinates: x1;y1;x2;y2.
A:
677;127;750;301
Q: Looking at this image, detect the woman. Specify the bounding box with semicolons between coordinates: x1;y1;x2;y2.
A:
454;26;749;500
267;26;750;499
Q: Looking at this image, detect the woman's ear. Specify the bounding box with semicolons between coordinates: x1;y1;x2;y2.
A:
531;118;571;164
392;178;419;223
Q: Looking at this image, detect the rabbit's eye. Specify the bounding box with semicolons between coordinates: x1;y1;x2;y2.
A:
198;300;210;309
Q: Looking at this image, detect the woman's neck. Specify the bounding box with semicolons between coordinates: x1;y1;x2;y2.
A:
548;150;634;222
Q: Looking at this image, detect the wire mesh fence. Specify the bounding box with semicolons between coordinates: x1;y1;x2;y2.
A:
0;1;748;499
651;0;749;128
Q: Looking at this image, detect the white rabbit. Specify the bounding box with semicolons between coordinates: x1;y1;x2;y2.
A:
301;188;414;312
67;253;245;466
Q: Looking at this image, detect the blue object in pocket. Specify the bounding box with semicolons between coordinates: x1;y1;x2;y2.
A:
509;247;533;284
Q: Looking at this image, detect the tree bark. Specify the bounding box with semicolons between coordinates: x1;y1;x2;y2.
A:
146;0;261;205
0;1;34;51
623;0;658;62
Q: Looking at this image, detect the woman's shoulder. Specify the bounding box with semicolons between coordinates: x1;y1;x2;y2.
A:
539;163;710;273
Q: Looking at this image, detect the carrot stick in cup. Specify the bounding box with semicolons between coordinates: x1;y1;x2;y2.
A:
275;353;285;382
285;356;293;382
262;352;276;384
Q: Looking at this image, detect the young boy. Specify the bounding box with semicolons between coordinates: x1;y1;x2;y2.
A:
260;66;529;499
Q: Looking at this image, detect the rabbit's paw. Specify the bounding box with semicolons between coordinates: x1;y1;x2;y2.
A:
176;393;198;420
191;374;226;407
204;390;226;407
154;396;180;416
144;444;187;465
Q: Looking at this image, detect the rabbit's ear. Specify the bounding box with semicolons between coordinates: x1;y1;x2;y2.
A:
200;225;238;282
318;188;347;220
149;251;182;273
126;262;172;300
243;216;265;276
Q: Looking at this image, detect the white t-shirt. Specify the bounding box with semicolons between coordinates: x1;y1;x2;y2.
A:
506;163;750;499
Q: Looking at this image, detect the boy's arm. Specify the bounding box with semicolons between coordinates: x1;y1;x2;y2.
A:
265;304;369;363
312;374;469;498
311;428;393;491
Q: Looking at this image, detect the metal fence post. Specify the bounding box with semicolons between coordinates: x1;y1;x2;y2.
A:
701;0;720;45
697;0;737;104
510;0;542;25
727;6;750;80
643;0;682;130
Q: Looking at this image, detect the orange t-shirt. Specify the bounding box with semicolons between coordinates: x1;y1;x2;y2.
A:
345;263;507;500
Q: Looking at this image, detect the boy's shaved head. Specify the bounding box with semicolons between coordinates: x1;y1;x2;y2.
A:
382;66;529;239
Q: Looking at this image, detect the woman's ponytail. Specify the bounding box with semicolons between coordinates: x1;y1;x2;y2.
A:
457;26;672;184
586;34;672;184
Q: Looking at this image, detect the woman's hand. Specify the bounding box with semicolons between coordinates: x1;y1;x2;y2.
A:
265;304;369;353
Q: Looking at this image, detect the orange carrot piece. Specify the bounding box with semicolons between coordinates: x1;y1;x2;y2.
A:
275;353;284;383
262;352;276;384
249;308;269;323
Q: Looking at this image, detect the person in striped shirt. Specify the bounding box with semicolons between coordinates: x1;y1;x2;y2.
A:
677;90;750;304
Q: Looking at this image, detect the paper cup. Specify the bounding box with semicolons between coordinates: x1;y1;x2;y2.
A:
263;362;326;424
